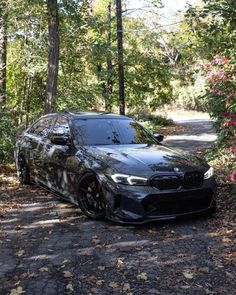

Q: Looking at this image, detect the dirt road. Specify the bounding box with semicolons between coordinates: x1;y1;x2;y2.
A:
0;113;235;295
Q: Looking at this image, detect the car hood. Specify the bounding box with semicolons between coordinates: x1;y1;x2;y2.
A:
83;144;208;177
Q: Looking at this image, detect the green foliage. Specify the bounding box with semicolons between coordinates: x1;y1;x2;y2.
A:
206;138;236;184
175;0;236;180
0;114;16;163
167;0;236;134
3;0;236;165
3;0;173;123
124;23;173;110
200;55;236;135
129;112;174;132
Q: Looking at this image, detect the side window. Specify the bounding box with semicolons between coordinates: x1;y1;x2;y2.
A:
53;116;70;137
29;117;54;138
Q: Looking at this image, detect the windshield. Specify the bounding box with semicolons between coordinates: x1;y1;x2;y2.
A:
72;119;158;146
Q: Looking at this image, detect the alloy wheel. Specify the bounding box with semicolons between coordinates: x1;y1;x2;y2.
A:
78;173;106;220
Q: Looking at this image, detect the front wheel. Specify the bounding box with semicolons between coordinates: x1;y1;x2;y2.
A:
77;173;106;220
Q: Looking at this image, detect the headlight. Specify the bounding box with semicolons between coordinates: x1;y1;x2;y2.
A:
110;174;148;185
204;167;214;179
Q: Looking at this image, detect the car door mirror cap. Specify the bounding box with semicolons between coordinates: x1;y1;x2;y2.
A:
153;133;164;142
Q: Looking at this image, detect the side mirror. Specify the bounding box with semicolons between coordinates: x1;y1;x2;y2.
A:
153;133;164;142
50;134;69;145
50;128;69;145
50;126;71;145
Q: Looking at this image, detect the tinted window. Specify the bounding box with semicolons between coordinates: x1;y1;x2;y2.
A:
73;119;157;145
53;116;70;136
29;117;54;137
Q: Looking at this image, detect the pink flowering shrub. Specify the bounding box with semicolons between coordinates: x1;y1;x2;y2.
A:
202;55;236;135
231;147;236;153
203;55;235;184
229;171;236;182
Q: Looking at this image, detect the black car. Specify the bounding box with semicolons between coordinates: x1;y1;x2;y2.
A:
15;112;217;223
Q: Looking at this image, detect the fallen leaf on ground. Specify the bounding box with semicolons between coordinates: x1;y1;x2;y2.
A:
104;244;111;249
28;272;37;278
135;246;143;251
20;273;28;279
86;275;97;283
116;258;124;268
96;280;104;286
137;272;148;281
123;283;131;292
63;258;70;264
63;271;73;278
0;231;7;238
182;271;194;279
109;282;119;289
15;250;25;257
222;236;232;243
9;286;25;295
226;251;236;260
39;267;49;272
93;239;100;244
66;283;74;292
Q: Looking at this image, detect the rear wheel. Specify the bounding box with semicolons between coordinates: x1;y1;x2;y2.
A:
77;173;106;220
17;157;31;185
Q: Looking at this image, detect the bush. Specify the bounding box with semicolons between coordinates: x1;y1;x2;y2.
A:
0;114;16;163
129;112;174;132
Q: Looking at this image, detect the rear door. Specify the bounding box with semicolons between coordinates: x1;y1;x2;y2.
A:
26;115;56;183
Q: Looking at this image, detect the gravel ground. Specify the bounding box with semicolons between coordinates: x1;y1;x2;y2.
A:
0;113;235;295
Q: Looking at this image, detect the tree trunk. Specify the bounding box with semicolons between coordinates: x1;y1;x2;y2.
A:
0;0;7;110
45;0;59;114
105;1;113;112
116;0;125;115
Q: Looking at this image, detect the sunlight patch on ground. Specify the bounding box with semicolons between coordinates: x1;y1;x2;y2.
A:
109;239;151;248
0;218;19;224
27;254;59;261
164;110;211;121
145;255;197;266
165;134;217;142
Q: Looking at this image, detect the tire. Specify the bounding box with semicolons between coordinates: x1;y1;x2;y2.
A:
17;157;31;185
77;172;106;220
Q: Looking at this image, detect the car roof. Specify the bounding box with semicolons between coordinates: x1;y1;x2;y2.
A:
46;111;131;120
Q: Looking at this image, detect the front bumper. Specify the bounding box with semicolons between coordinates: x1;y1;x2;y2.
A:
101;177;217;224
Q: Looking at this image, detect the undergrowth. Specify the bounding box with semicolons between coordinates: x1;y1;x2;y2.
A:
130;112;174;132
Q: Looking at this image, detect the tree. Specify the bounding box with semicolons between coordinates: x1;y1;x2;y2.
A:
116;0;125;115
0;0;7;110
105;1;113;112
45;0;59;114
